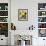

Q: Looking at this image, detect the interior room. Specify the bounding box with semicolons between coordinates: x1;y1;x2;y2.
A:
0;0;46;46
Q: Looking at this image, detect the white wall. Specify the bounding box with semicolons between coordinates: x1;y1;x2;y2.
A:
11;0;46;30
11;0;38;30
11;0;46;46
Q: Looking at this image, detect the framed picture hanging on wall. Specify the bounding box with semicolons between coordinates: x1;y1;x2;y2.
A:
18;9;28;21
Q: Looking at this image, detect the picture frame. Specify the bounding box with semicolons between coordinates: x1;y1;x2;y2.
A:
18;9;28;21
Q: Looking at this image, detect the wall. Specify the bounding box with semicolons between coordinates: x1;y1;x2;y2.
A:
11;0;46;46
11;0;38;30
11;0;46;30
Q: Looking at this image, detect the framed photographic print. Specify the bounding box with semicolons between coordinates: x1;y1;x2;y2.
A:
18;9;28;21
